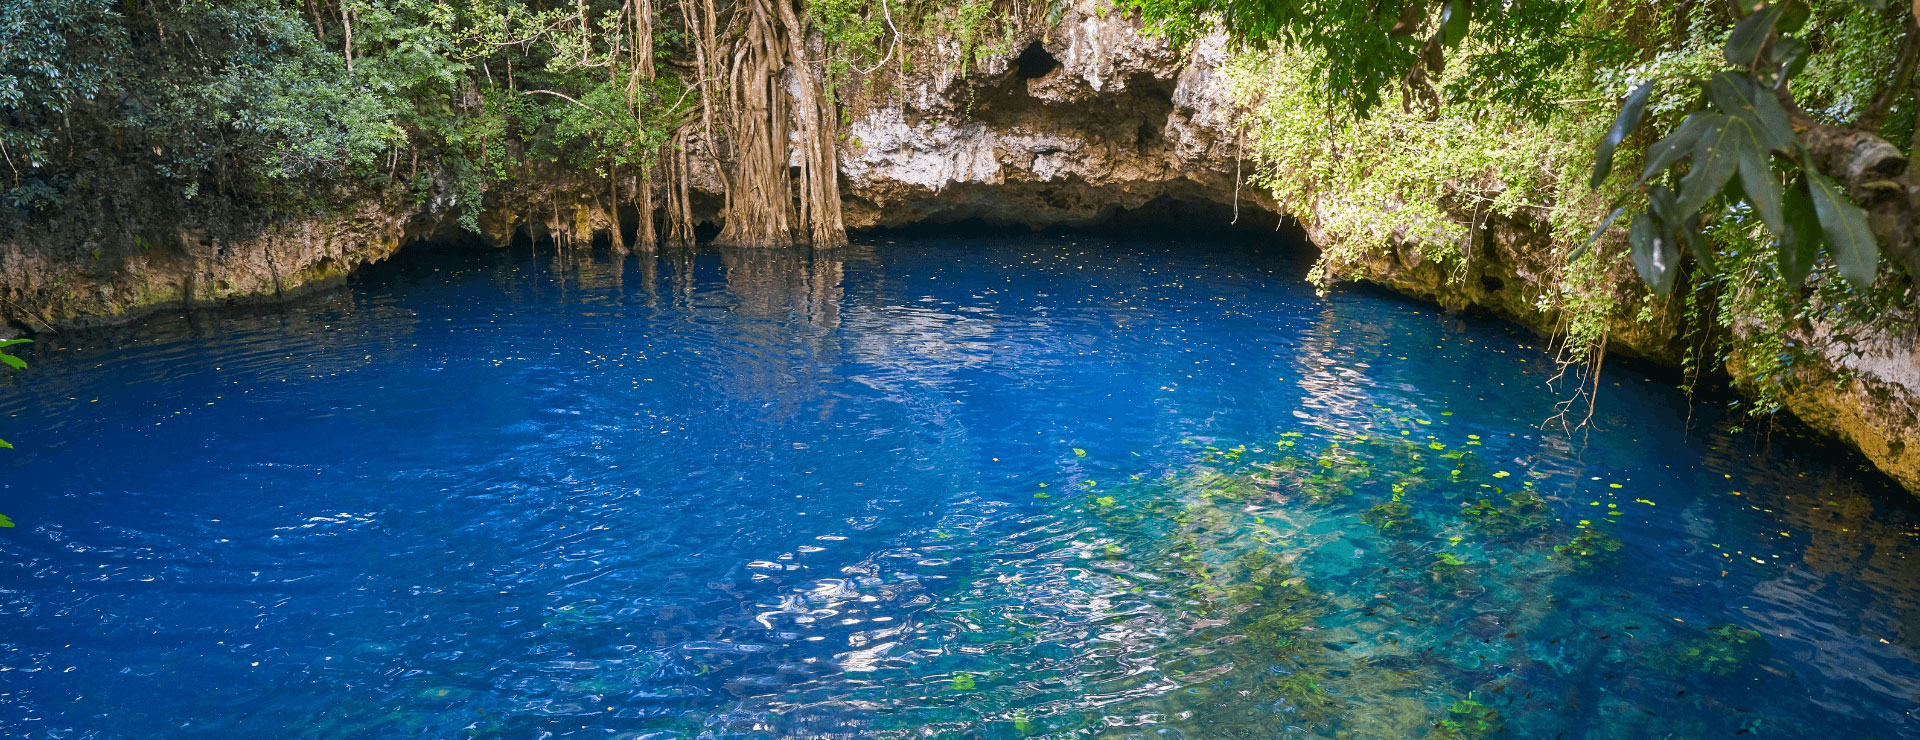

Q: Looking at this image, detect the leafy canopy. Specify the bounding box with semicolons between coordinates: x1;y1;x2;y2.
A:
1119;0;1584;119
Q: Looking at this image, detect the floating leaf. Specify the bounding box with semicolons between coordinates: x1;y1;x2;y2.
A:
1806;169;1879;288
0;338;31;348
0;354;25;370
1629;212;1681;297
1724;3;1783;68
1072;447;1086;457
951;673;976;691
1778;175;1821;288
0;513;12;527
1592;80;1657;189
0;439;11;449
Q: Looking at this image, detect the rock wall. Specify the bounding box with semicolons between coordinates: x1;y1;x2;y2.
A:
832;9;1265;230
1744;304;1920;491
1;0;1917;494
0;197;423;333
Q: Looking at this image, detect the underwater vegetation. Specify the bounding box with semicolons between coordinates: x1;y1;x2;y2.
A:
1653;624;1771;678
819;400;1849;740
1437;696;1504;740
1361;499;1418;535
1554;522;1626;573
1459;487;1551;537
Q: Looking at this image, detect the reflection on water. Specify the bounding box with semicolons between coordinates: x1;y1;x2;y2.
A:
1;235;1917;738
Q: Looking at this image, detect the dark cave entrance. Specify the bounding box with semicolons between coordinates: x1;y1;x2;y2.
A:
1014;42;1061;79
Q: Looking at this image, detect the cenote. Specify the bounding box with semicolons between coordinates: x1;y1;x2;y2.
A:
2;234;1918;739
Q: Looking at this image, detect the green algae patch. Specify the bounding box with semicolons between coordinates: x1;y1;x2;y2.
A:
1655;624;1770;677
1555;522;1625;573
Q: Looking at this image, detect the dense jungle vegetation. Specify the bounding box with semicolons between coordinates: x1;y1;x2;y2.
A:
1;0;1916;416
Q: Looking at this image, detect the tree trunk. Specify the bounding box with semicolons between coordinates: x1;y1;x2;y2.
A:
713;0;795;248
661;128;699;246
777;0;848;247
711;0;846;248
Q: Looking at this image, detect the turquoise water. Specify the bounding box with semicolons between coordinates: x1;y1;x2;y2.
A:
1;235;1917;738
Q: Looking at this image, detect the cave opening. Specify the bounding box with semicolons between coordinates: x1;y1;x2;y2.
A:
856;194;1306;248
1014;42;1061;79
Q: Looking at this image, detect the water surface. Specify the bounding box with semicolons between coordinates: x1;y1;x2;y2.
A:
2;235;1917;738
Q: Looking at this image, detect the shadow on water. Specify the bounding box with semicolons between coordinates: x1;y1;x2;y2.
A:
0;232;1917;739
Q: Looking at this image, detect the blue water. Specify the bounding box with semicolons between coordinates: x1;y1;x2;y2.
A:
2;235;1917;738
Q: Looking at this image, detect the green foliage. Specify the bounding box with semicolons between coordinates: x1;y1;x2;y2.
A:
1122;0;1584;119
1223;42;1597;291
1214;0;1913;419
1590;1;1900;295
1;0;689;236
1;0;394;217
0;337;26;526
0;337;27;452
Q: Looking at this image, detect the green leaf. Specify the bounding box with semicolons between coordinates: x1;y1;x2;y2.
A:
1577;206;1628;259
1706;72;1794;150
1634;113;1712;188
1678;227;1714;271
1646;184;1681;224
0;438;11;450
951;673;976;691
1724;3;1783;69
1629;212;1681;297
0;338;31;348
1806;170;1880;288
1591;80;1656;189
1439;0;1470;48
1775;0;1811;33
1778;175;1822;288
1736;142;1786;236
1770;36;1810;89
1650;184;1713;270
0;354;25;370
1675;114;1744;217
0;513;13;527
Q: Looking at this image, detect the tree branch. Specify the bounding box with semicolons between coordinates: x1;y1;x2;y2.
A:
1794;112;1920;281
